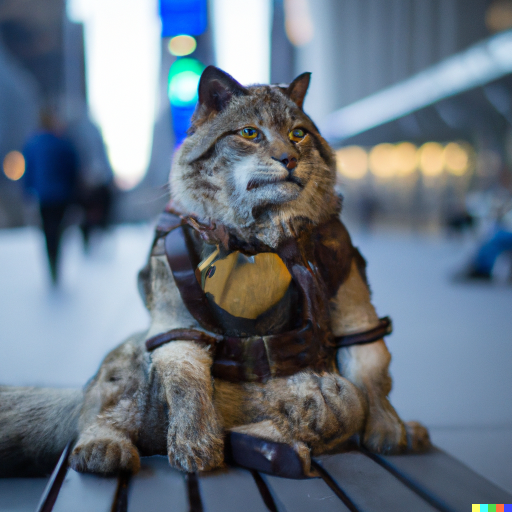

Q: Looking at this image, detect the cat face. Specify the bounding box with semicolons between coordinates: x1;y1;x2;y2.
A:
170;67;338;244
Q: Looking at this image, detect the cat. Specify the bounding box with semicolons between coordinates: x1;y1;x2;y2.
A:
0;66;429;477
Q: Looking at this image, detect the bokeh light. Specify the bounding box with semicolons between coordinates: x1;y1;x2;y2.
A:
168;35;197;56
369;143;396;178
211;0;272;85
67;0;161;190
284;0;314;47
419;142;444;176
3;151;25;181
443;142;469;176
486;0;512;33
336;146;368;179
394;142;418;175
168;58;204;107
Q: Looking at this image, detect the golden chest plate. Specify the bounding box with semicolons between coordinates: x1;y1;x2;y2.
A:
197;248;292;320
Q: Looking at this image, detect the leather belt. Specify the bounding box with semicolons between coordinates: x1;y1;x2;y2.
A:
145;317;392;383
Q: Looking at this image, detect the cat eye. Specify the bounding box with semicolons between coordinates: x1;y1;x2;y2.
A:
289;128;306;142
240;127;259;140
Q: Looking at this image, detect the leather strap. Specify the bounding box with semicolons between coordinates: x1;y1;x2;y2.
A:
334;316;392;348
164;226;221;333
145;324;316;383
145;319;392;382
145;328;222;352
225;432;309;479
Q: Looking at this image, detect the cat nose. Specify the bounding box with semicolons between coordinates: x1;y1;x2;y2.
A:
273;154;298;171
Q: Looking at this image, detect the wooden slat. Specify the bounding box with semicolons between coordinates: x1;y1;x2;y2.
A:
35;443;72;512
316;451;437;512
198;467;270;512
0;477;49;512
51;468;119;512
372;447;512;512
127;456;188;512
262;473;351;512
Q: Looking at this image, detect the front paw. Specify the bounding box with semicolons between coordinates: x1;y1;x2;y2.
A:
362;406;407;454
167;428;224;472
405;421;431;452
69;438;140;474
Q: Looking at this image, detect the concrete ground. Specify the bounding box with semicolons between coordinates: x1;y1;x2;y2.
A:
0;223;511;496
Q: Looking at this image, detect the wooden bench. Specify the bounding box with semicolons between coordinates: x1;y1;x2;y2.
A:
3;435;510;512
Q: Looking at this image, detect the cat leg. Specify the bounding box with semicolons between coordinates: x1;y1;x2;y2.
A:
339;341;430;454
69;338;146;474
151;341;224;472
331;257;430;454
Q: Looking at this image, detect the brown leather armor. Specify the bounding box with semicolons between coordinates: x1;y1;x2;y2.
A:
145;206;391;383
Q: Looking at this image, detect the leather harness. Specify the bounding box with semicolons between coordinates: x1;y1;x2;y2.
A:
145;208;392;383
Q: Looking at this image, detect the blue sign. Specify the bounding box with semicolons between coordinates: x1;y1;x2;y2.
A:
159;0;207;37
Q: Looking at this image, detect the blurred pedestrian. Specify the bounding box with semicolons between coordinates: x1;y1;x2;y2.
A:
468;201;512;280
65;116;114;251
455;184;512;282
22;109;79;284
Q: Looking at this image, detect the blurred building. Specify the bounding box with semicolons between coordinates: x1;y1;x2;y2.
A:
0;0;87;226
293;0;490;121
290;0;512;231
1;0;511;229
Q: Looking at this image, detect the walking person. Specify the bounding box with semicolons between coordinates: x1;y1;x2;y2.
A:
65;115;114;251
22;110;79;284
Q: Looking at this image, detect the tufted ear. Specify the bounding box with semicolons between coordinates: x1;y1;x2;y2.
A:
286;72;311;110
198;66;249;113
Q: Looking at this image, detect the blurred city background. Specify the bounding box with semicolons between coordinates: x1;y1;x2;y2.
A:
0;0;511;500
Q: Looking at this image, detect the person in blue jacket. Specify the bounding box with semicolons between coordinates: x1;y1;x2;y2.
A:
22;110;79;284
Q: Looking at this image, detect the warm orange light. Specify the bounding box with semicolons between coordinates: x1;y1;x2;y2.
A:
419;142;444;176
394;142;418;175
336;146;368;179
486;0;512;33
443;142;469;176
3;151;25;181
369;143;396;178
168;35;197;56
284;0;314;46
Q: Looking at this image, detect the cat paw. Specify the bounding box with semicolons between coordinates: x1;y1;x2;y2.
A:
167;431;224;472
405;421;431;452
69;438;140;474
362;407;407;454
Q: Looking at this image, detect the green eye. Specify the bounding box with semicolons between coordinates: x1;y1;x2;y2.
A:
289;128;306;142
240;127;259;140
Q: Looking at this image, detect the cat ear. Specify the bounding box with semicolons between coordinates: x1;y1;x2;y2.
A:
286;72;311;109
198;66;249;113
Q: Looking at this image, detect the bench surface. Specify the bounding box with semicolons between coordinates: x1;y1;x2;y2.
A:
1;444;511;512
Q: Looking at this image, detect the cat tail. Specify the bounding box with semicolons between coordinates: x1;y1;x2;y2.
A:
0;385;83;477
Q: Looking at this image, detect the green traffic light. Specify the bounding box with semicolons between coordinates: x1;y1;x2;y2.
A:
168;58;205;107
